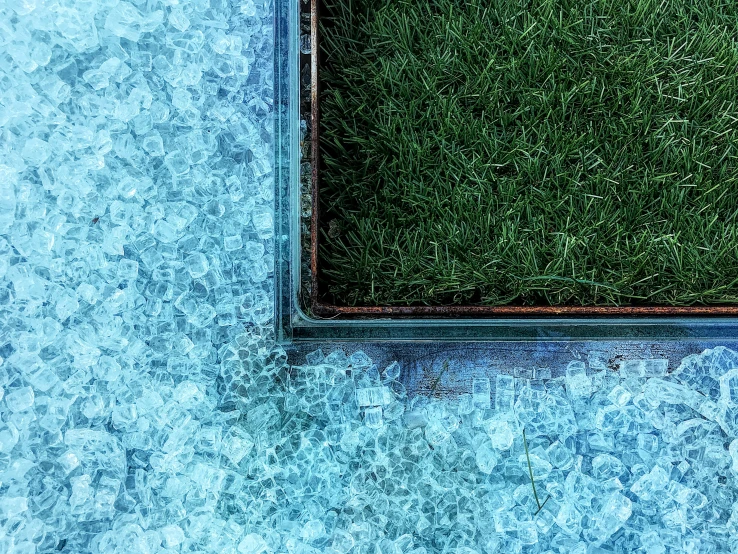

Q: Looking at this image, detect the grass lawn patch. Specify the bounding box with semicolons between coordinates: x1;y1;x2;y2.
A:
318;0;738;307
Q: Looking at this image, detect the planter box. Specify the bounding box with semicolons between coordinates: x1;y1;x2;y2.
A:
273;0;738;342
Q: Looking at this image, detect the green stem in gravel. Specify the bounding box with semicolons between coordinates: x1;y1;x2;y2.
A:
523;427;551;516
429;360;450;395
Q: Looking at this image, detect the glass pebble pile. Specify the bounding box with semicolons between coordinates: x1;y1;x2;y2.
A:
250;347;738;554
0;0;276;551
1;1;738;553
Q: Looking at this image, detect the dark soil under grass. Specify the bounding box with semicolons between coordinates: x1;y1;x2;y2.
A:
318;0;738;307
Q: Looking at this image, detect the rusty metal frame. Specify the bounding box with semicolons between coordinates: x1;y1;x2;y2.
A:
305;0;738;320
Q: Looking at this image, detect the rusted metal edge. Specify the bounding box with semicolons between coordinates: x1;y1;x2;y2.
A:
311;302;738;318
306;0;738;320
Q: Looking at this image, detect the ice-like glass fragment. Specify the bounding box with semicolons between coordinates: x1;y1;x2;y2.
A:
356;386;391;407
566;361;592;400
383;361;401;381
105;2;164;42
591;492;632;542
630;465;669;500
621;359;668;378
473;377;491;409
719;368;738;406
364;406;383;429
5;386;35;412
607;385;631;407
495;374;515;412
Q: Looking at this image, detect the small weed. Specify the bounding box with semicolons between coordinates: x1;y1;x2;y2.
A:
429;360;450;395
523;427;551;516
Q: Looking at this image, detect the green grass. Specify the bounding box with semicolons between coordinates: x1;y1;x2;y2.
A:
318;0;738;307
